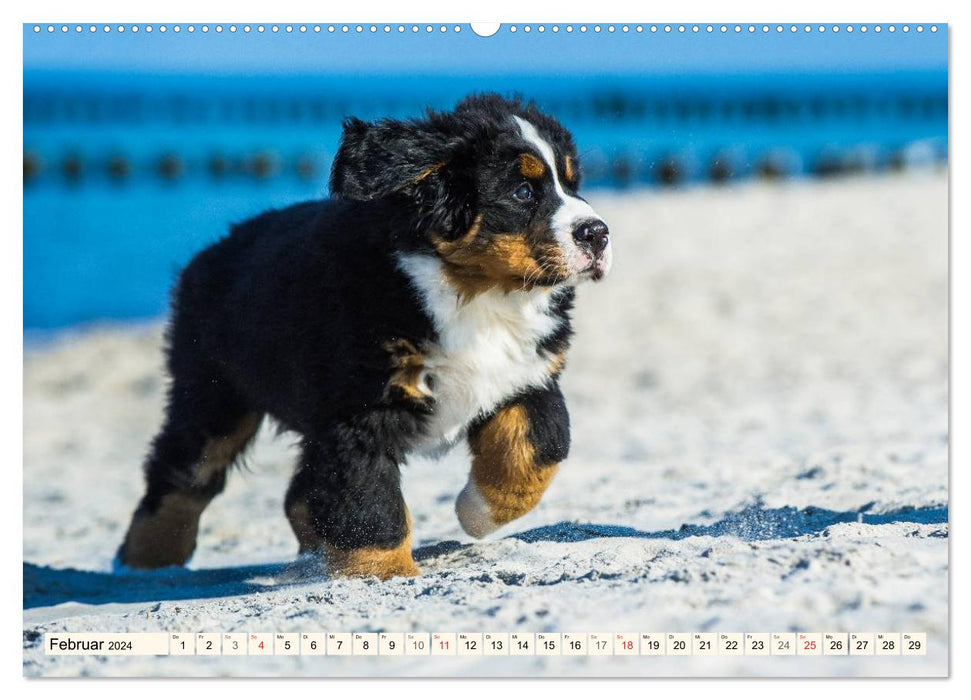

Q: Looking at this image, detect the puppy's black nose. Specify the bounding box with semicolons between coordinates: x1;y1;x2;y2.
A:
572;219;610;257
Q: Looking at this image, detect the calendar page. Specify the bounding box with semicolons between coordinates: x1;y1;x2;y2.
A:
22;17;948;678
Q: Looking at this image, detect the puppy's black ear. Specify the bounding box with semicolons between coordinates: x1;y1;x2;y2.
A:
329;116;458;199
329;118;390;200
329;114;476;235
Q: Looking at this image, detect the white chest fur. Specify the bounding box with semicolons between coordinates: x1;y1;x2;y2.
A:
397;253;561;452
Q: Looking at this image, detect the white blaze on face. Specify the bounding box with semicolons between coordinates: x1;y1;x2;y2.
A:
514;116;612;278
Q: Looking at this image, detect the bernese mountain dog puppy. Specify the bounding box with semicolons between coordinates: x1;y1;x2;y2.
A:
117;94;611;579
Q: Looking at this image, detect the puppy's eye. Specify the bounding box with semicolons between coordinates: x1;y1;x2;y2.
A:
513;182;534;202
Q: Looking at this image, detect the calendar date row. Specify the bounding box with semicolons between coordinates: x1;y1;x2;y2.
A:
45;632;926;657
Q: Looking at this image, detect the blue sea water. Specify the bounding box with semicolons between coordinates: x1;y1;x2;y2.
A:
23;71;947;329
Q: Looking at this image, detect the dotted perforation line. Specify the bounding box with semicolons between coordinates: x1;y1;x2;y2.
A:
31;23;939;35
30;24;465;34
507;24;936;34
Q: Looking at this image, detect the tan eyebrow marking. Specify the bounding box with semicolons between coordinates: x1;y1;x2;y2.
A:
563;155;576;183
519;152;546;179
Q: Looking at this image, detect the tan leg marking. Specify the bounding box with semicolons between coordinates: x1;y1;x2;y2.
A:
191;412;263;486
457;404;559;537
120;413;262;569
325;510;420;580
119;493;208;569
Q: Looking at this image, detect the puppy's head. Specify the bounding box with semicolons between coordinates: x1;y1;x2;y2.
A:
330;93;611;293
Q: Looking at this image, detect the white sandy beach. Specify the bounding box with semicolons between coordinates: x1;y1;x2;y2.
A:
23;172;948;677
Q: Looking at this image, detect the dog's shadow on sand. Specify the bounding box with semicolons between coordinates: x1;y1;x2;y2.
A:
24;503;946;610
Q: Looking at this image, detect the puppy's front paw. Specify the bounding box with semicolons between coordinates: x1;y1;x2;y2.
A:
455;480;500;539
